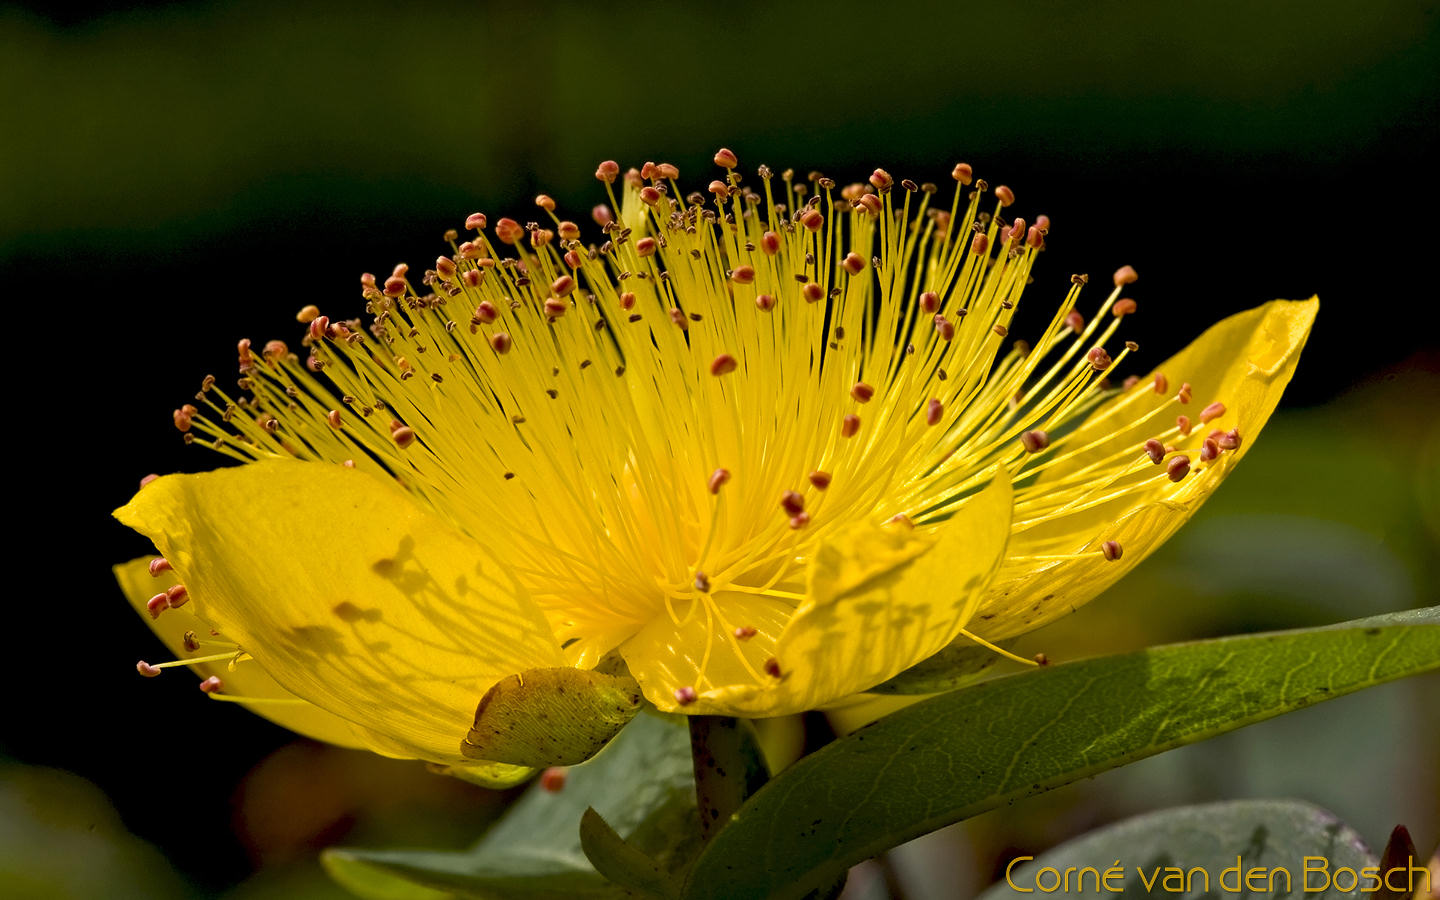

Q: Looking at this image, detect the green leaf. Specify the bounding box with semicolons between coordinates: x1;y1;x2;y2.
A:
324;711;698;899
975;799;1375;899
580;807;678;899
681;608;1440;900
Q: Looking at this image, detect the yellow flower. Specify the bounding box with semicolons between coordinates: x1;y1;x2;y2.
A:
114;153;1316;768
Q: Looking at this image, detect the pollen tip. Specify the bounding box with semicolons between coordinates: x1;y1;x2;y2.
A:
886;513;915;531
1144;438;1166;465
713;148;738;169
710;353;739;377
708;468;731;494
595;160;620;184
1166;455;1191;482
780;490;805;517
788;512;811;529
763;657;783;679
734;625;758;640
1200;401;1227;424
674;685;698;706
926;398;944;426
1176;414;1193;437
540;767;567;792
165;584;189;608
808;470;832;490
1102;540;1123;561
146;592;169;619
951;162;974;185
850;381;875;403
148;557;172;577
840;413;861;438
994;184;1015;207
199;675;224;694
1112;298;1137;317
693;572;711;593
1113;265;1138;286
1218;428;1243;451
1034;652;1051;667
136;660;162;678
1020;429;1050;453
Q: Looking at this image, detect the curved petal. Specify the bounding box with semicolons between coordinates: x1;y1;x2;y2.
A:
619;590;795;714
113;459;565;765
975;297;1318;640
685;472;1012;717
114;556;367;750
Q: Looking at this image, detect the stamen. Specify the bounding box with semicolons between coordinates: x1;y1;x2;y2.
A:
708;468;731;494
1144;438;1166;464
1166;455;1191;482
1200;401;1226;424
955;628;1039;667
1020;429;1049;453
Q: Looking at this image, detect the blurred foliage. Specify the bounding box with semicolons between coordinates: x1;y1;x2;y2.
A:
0;761;192;900
2;0;1436;257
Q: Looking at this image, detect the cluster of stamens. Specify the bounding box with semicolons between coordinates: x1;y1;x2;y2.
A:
139;149;1245;702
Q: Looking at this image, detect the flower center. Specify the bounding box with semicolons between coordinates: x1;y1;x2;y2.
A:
168;156;1238;680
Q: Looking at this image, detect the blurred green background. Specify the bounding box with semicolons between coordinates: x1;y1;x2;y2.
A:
4;0;1436;897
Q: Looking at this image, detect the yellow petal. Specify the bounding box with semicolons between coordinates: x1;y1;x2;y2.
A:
977;297;1318;640
691;472;1012;716
114;556;367;750
113;459;565;765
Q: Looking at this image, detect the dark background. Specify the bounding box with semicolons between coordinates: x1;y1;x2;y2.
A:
4;1;1437;897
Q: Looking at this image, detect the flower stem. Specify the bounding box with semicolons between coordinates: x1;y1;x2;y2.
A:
688;715;768;842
